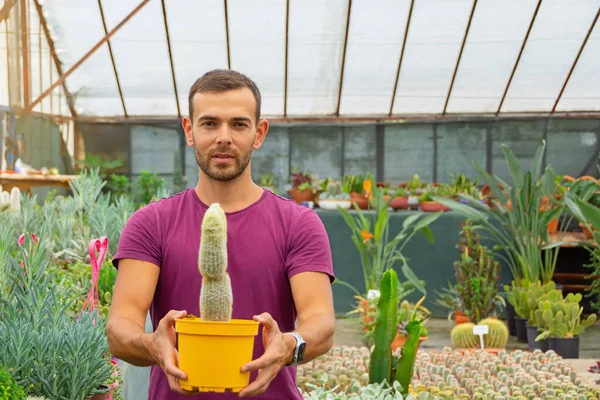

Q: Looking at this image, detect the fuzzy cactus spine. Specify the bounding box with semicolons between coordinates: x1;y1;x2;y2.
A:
198;203;233;321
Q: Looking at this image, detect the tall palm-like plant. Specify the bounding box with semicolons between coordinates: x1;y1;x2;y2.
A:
336;185;441;295
432;140;565;284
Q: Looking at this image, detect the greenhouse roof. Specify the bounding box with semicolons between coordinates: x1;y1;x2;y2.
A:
2;0;600;122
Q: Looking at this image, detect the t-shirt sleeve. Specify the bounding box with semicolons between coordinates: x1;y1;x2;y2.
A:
112;205;162;269
285;208;335;283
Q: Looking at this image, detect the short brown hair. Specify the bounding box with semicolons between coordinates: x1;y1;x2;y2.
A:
188;69;262;123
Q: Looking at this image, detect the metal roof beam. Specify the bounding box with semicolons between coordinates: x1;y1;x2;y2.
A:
20;0;30;107
389;0;415;116
335;0;352;116
0;0;17;23
224;0;231;69
496;0;543;115
161;0;180;119
97;0;127;117
283;0;290;117
443;0;478;115
26;0;150;113
552;7;600;113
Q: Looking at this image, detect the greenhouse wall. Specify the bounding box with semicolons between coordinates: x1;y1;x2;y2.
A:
79;117;600;195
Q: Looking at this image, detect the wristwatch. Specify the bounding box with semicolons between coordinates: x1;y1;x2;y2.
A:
284;332;306;366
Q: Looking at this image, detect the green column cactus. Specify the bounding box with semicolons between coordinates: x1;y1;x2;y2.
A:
369;268;399;385
198;203;233;322
368;268;423;395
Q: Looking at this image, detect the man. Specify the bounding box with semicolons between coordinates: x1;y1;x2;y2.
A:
106;69;336;399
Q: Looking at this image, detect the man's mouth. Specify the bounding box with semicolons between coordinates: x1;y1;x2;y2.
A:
212;153;234;159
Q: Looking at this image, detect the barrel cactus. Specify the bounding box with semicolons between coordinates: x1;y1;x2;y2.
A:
198;203;233;322
451;318;508;349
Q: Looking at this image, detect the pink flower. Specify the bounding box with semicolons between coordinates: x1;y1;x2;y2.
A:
17;234;25;246
31;233;38;243
113;380;119;388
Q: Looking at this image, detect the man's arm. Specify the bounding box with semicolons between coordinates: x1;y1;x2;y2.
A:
286;270;335;364
106;258;160;366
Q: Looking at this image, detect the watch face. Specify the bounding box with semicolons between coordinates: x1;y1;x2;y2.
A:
297;342;306;362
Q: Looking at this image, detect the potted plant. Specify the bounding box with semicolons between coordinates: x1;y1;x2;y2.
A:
318;179;352;210
419;185;452;212
433;282;467;324
432;141;575;328
287;169;320;204
349;173;373;210
535;292;597;358
391;296;430;351
453;219;504;325
175;203;259;392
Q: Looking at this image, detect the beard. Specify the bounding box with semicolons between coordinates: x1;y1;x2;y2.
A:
194;144;252;182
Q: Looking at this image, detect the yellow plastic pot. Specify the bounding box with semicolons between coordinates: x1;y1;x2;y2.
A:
175;317;259;393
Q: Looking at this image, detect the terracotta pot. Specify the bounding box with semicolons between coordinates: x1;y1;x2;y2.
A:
86;385;112;400
389;196;409;210
391;333;428;351
454;311;469;325
579;223;594;239
419;201;450;212
350;192;369;209
287;187;315;204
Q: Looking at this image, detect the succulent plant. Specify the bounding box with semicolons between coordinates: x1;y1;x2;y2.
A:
298;345;600;399
198;203;233;321
537;292;597;339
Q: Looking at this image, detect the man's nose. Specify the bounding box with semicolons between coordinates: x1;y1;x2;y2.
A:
215;125;233;144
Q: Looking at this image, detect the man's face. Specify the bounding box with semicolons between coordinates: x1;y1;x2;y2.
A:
183;87;268;182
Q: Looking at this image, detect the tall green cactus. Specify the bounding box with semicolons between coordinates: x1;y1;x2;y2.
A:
394;320;422;395
369;268;398;385
199;203;233;322
368;268;423;395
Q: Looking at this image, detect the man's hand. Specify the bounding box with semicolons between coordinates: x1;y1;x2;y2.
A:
149;309;199;396
237;312;295;398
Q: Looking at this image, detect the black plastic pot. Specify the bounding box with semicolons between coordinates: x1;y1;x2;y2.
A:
514;317;528;343
526;324;549;351
506;302;517;336
549;337;579;359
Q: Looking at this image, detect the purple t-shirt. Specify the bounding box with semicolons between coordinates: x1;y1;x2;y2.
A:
112;188;335;400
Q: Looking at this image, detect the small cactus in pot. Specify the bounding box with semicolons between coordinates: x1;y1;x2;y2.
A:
318;179;352;210
175;203;259;393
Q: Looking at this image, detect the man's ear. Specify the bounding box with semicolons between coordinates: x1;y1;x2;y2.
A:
252;119;269;150
182;116;194;147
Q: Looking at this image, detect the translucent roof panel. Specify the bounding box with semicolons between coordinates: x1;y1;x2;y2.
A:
338;0;411;116
391;0;474;115
554;20;600;112
43;0;124;116
16;0;600;118
500;0;600;112
165;0;229;117
101;0;177;116
444;1;539;113
228;0;286;117
286;0;348;116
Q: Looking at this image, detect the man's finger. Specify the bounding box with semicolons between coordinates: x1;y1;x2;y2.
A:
253;312;275;328
162;309;187;325
240;348;279;373
238;367;277;398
